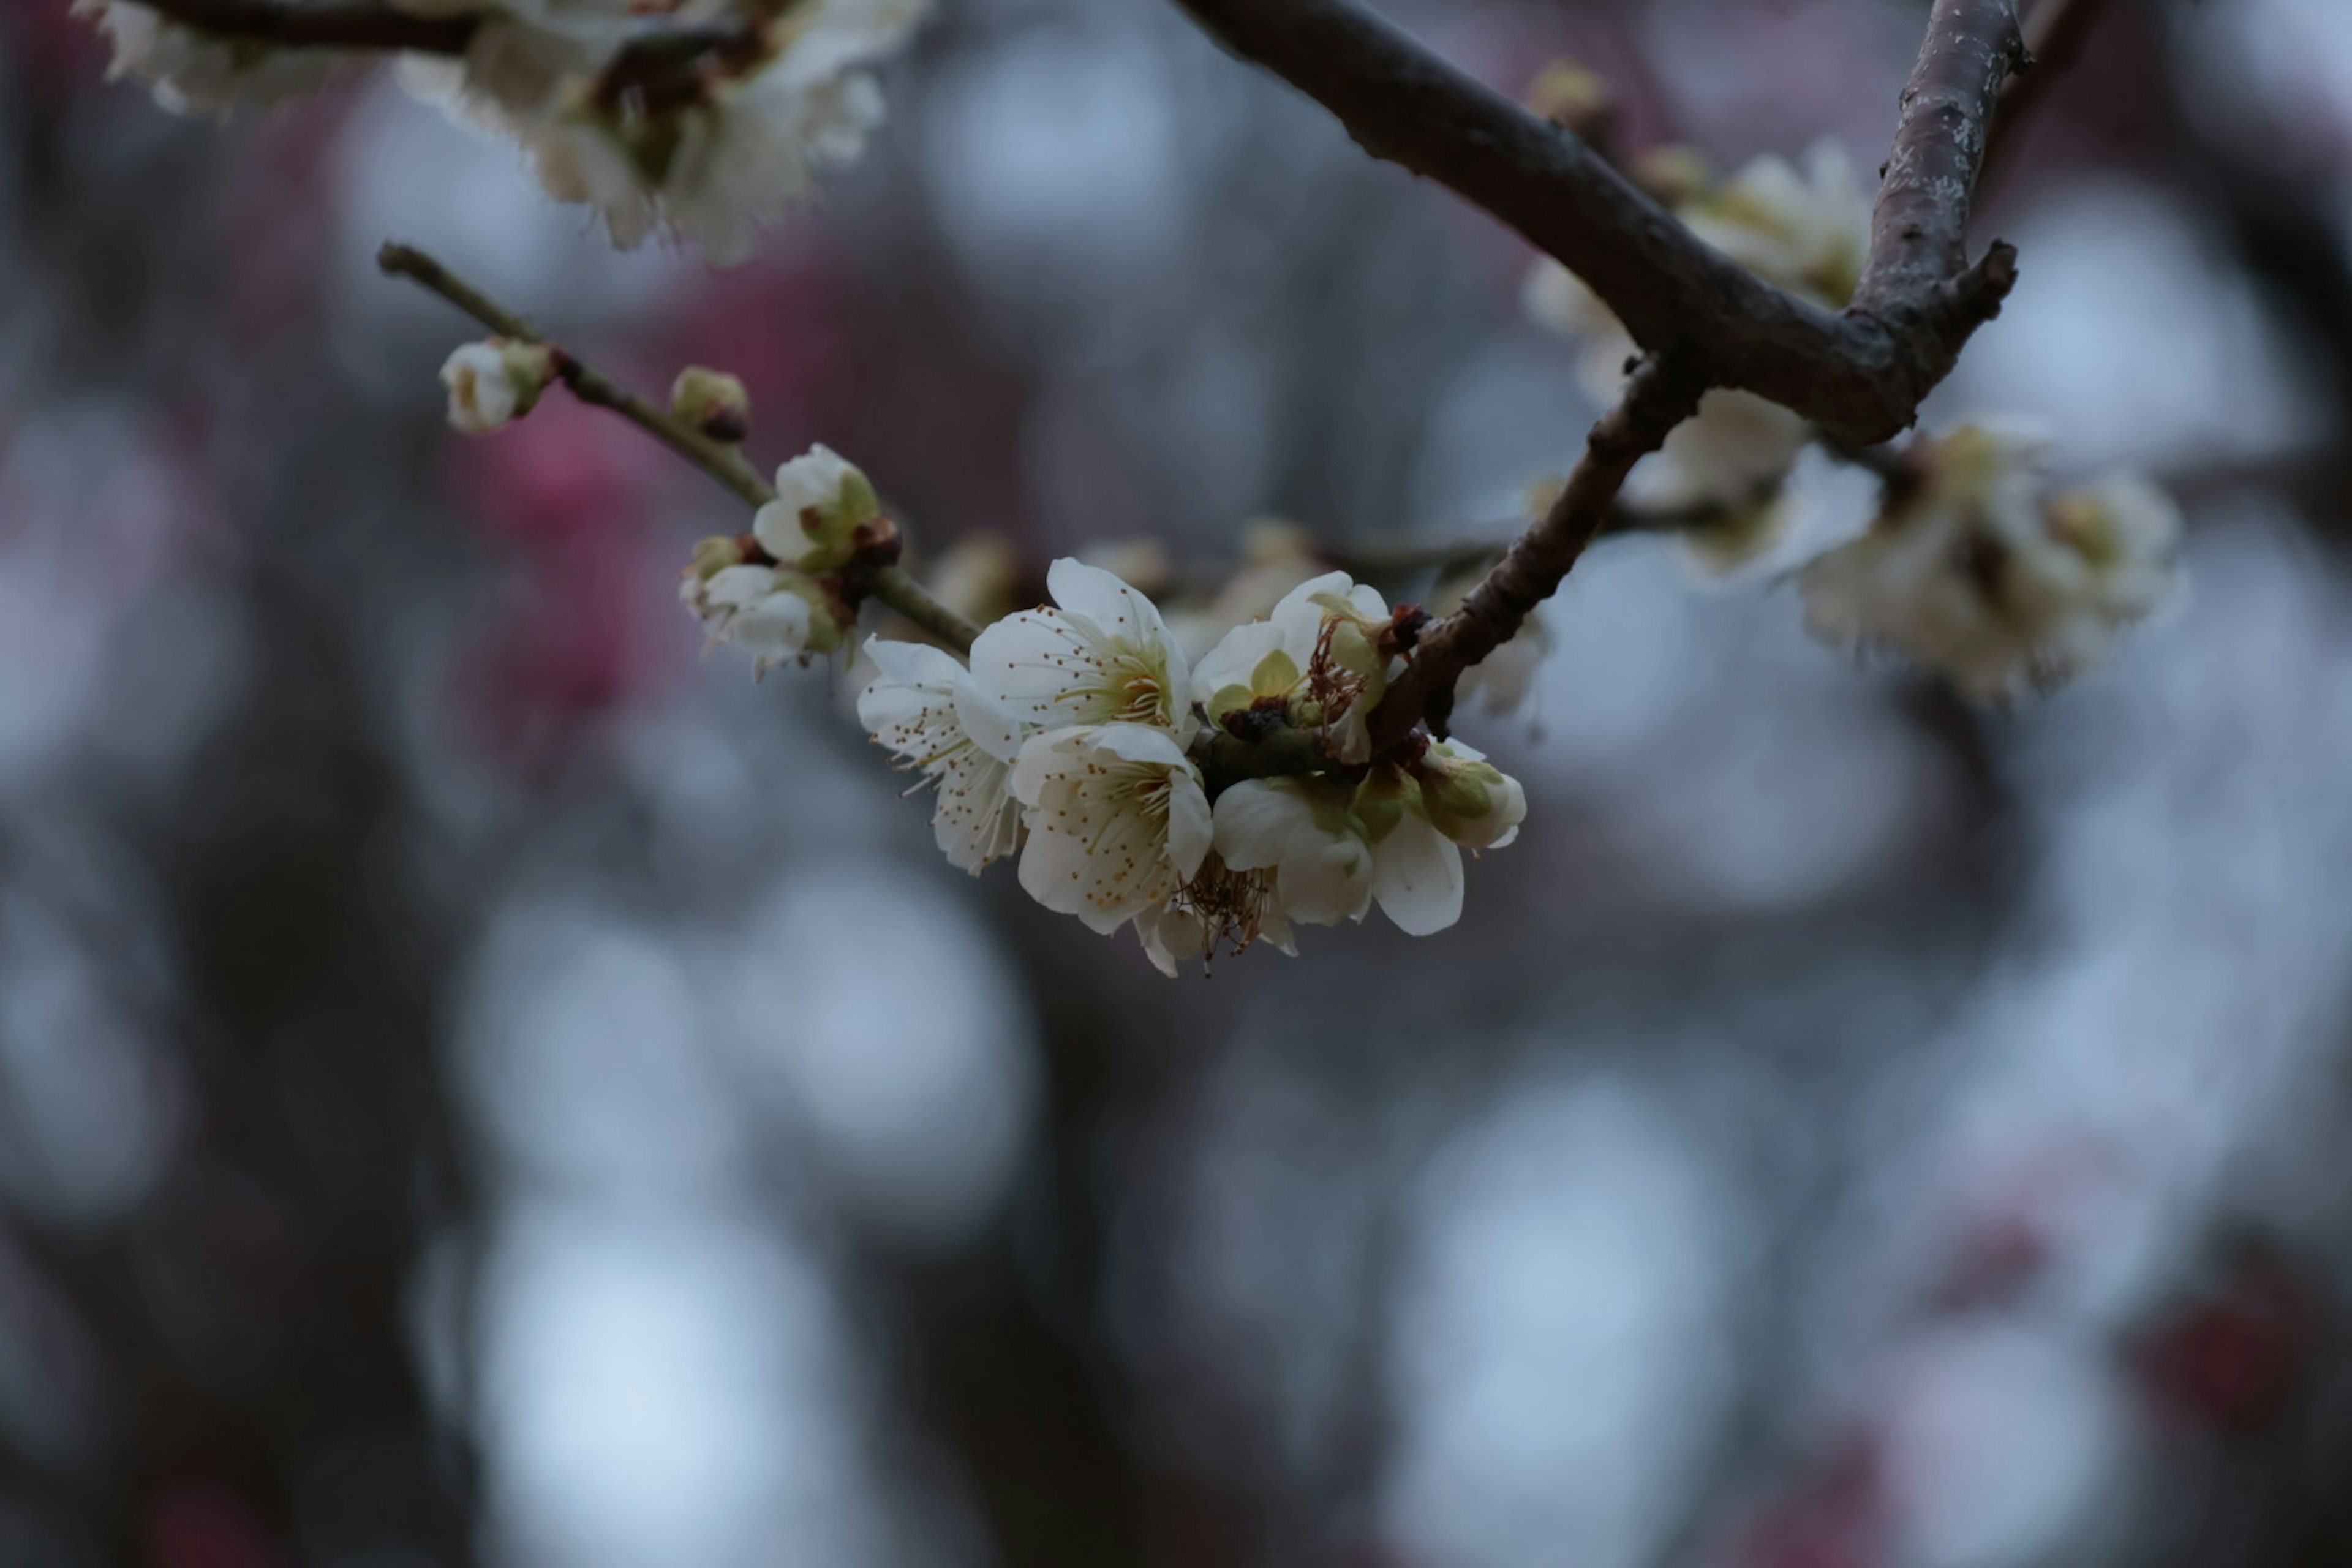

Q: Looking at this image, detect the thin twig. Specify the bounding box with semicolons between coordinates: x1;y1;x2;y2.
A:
375;241;982;652
1368;357;1706;749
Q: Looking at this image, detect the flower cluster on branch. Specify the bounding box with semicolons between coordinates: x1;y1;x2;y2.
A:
72;0;2196;976
859;560;1528;973
81;0;925;262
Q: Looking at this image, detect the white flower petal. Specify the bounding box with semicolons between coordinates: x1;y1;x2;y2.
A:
1372;814;1464;937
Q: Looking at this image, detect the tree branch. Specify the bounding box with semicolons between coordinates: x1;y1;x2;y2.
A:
1167;0;2026;447
1850;0;2030;323
1368;357;1705;750
375;241;984;652
135;0;480;54
132;0;758;119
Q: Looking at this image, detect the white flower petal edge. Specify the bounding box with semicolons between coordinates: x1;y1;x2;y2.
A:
1011;724;1211;936
1370;812;1465;937
971;560;1194;741
858;637;1028;874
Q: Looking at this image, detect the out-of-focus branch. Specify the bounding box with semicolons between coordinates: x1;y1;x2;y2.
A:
134;0;761;119
133;0;478;53
1981;0;2119;185
1166;0;2026;447
376;241;984;652
1368;357;1705;748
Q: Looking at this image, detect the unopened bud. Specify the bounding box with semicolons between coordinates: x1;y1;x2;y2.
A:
1415;743;1528;850
684;533;748;582
753;444;884;572
440;338;557;435
669;366;751;443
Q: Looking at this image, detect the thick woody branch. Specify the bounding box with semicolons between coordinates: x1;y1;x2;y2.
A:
1850;0;2030;342
1368;358;1705;751
376;242;983;653
1167;0;2027;447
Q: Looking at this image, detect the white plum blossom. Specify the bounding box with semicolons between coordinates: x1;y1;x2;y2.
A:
75;0;355;115
510;0;926;263
1524;138;1871;514
1680;138;1872;309
1800;423;2183;702
753;444;881;571
857;638;1028;874
439;339;555;435
1009;723;1213;937
1210;741;1529;942
1211;776;1378;929
971;559;1196;742
1192;570;1396;763
679;555;845;678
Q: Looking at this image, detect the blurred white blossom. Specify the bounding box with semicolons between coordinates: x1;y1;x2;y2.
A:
1525;139;1871;515
439;339;556;434
76;0;356;115
523;0;923;263
1801;423;2183;701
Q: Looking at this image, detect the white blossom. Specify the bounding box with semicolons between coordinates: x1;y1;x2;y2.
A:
1191;570;1394;763
679;559;844;678
1210;742;1528;942
509;0;926;264
1800;424;2183;702
1009;723;1213;937
753;444;881;571
77;0;355;115
1211;776;1378;929
1164;519;1325;662
971;559;1195;742
1523;138;1869;513
1680;138;1872;309
439;339;554;435
857;638;1028;874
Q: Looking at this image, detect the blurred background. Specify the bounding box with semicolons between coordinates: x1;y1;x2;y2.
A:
4;0;2352;1563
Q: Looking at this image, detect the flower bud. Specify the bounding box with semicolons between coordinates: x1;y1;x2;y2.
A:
753;443;883;572
1416;742;1528;850
669;366;751;443
682;533;750;586
440;338;557;435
